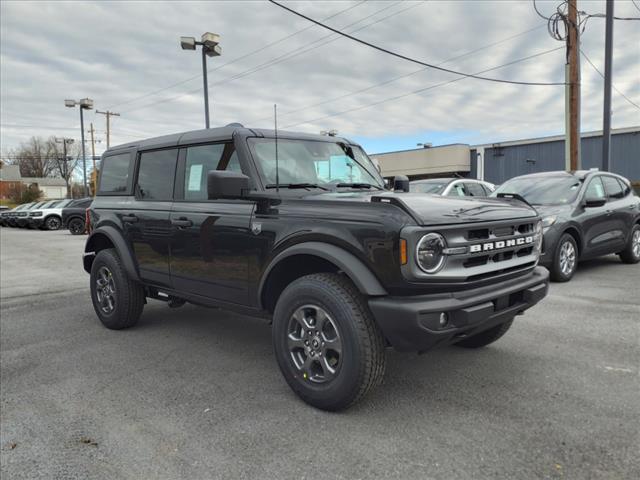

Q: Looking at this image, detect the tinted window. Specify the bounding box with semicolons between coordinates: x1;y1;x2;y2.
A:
99;153;131;193
617;178;631;197
137;149;178;201
584;177;606;200
465;182;486;197
184;144;225;200
601;176;624;199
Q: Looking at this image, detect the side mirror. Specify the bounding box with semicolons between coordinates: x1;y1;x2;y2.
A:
584;197;606;208
394;175;410;193
207;170;250;200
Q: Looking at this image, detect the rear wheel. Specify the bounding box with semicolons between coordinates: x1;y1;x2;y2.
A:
44;216;61;231
550;233;578;282
90;248;145;329
68;217;85;235
455;319;514;348
272;273;386;411
619;225;640;264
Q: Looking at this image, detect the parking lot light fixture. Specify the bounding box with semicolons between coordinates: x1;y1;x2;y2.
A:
65;98;94;197
180;32;221;129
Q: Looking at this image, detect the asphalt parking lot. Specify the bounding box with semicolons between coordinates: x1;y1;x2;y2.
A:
1;227;638;479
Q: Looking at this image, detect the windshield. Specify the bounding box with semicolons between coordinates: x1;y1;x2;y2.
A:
248;138;384;189
492;175;582;205
411;181;448;194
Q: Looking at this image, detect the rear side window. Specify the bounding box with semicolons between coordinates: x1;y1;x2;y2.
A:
99;153;132;193
617;178;631;197
137;149;178;201
601;176;624;199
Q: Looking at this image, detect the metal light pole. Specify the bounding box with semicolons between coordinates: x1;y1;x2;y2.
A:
65;98;94;196
180;33;222;129
602;0;614;171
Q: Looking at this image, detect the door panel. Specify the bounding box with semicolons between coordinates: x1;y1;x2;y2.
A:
580;176;618;257
600;176;628;252
169;202;255;303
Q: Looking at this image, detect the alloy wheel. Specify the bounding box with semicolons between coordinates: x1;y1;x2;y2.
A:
287;304;342;384
95;266;116;314
46;217;61;230
559;241;576;277
632;229;640;258
69;219;84;234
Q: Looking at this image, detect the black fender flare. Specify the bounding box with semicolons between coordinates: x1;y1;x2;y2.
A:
258;241;387;307
83;226;140;281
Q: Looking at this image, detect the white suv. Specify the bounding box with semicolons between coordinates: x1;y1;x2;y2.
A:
28;199;74;230
410;178;495;197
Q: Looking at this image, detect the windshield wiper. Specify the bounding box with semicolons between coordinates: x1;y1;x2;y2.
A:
335;182;383;190
265;183;329;191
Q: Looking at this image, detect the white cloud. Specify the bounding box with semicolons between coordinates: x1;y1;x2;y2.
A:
1;0;638;155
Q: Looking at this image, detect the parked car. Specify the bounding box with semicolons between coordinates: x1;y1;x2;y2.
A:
62;197;93;234
410;178;495;196
3;203;27;227
492;170;640;281
15;202;45;227
27;198;74;230
83;125;549;411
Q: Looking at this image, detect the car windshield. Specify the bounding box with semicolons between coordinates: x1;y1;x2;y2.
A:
411;181;448;194
248;138;384;189
492;175;582;205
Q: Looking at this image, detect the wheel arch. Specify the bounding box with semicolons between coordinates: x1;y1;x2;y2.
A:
83;226;140;281
562;225;583;256
258;242;387;313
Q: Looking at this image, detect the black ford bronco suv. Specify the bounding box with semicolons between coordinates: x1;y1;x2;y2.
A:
84;125;549;410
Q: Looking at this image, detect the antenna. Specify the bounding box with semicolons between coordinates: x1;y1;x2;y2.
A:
274;104;279;192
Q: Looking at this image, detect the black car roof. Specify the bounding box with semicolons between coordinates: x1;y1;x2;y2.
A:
105;125;356;154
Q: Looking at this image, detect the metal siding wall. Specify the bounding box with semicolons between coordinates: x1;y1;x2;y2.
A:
483;131;639;184
469;149;477;179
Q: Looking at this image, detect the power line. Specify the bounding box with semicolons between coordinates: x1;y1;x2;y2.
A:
121;0;424;114
581;50;640;110
103;1;368;110
282;46;565;129
253;24;547;124
269;0;566;86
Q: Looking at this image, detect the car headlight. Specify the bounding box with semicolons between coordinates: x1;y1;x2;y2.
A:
535;220;543;251
29;211;42;217
416;233;446;273
542;215;557;228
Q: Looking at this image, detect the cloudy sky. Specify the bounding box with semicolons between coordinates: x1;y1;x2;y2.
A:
1;0;638;158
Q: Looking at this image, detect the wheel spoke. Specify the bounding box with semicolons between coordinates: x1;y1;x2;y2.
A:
322;336;342;355
287;333;305;350
320;356;337;377
314;308;328;330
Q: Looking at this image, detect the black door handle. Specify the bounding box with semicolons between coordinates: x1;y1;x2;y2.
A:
171;218;193;228
122;214;138;223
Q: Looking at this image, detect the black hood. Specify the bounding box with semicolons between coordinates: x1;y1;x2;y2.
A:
301;190;538;225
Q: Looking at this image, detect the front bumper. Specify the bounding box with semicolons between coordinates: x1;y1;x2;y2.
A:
16;217;30;227
28;218;44;228
368;267;549;352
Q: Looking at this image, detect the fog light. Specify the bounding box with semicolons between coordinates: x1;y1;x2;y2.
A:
439;312;448;327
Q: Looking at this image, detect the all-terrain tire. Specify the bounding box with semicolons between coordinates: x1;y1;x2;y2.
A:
90;248;145;330
44;215;62;231
619;224;640;264
455;319;514;348
272;273;386;411
550;233;578;282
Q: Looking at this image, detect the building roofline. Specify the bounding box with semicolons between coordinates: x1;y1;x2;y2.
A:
369;143;469;156
471;126;639;149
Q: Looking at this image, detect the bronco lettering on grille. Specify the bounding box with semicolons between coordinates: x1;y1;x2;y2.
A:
469;236;533;253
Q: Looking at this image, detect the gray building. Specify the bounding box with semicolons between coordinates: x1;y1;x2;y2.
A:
370;127;639;185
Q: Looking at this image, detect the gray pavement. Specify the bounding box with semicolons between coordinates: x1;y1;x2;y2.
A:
1;226;638;479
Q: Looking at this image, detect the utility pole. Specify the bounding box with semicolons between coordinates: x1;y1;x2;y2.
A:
95;110;120;148
88;123;97;195
565;0;581;171
601;0;614;171
54;137;75;198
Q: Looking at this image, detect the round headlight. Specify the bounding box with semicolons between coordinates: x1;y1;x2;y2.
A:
416;233;446;273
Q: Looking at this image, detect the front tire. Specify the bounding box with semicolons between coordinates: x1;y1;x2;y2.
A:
44;216;61;231
272;273;386;411
550;233;578;282
90;248;145;330
455;319;514;348
619;224;640;264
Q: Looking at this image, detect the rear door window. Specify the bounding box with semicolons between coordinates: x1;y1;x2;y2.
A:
99;153;132;194
137;149;178;201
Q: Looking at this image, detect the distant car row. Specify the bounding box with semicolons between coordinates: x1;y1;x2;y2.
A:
0;197;92;234
411;171;640;281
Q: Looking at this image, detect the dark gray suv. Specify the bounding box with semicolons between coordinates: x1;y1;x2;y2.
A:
493;170;640;281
